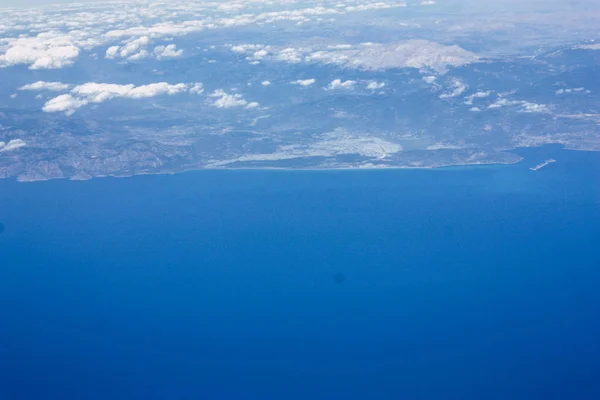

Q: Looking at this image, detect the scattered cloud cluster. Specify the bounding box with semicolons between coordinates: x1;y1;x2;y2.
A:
20;78;257;114
439;79;467;99
105;36;150;60
1;0;598;75
230;40;479;73
103;1;407;41
0;0;408;70
207;89;259;109
106;37;183;61
520;102;551;113
41;82;200;115
556;87;589;94
487;98;550;113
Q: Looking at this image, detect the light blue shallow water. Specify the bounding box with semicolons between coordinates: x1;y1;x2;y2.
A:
1;146;599;399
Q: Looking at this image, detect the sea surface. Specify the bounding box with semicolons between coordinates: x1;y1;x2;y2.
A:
1;145;600;400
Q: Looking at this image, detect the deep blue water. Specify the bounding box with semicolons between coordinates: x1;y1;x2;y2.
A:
1;146;600;399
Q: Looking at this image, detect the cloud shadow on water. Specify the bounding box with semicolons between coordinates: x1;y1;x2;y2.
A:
332;273;346;284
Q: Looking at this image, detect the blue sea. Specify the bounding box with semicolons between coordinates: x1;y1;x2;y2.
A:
1;146;599;400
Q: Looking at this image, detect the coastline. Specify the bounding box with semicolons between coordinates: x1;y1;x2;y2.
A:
4;143;597;183
10;157;522;183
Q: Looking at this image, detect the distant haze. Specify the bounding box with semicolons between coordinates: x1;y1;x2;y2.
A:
0;0;118;8
1;0;597;11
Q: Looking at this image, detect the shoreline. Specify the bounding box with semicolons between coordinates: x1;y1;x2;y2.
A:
4;143;594;183
10;158;522;183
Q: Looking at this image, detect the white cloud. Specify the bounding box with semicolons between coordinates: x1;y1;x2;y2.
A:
422;75;437;83
464;90;492;104
72;82;188;101
230;44;264;53
42;94;89;115
0;35;80;69
487;98;550;113
207;89;258;109
427;142;462;150
327;44;353;49
42;82;198;114
189;83;204;94
366;81;386;90
290;78;316;86
105;36;150;60
0;139;27;152
253;49;269;59
19;81;71;91
327;79;356;90
120;36;150;58
301;40;479;73
275;47;303;63
344;3;405;12
421;1;436;5
261;80;272;86
127;50;149;61
10;93;18;99
439;79;467;99
0;0;414;72
154;44;183;59
556;87;587;95
105;46;120;59
105;38;182;61
100;2;408;42
521;102;550;113
487;98;519;109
